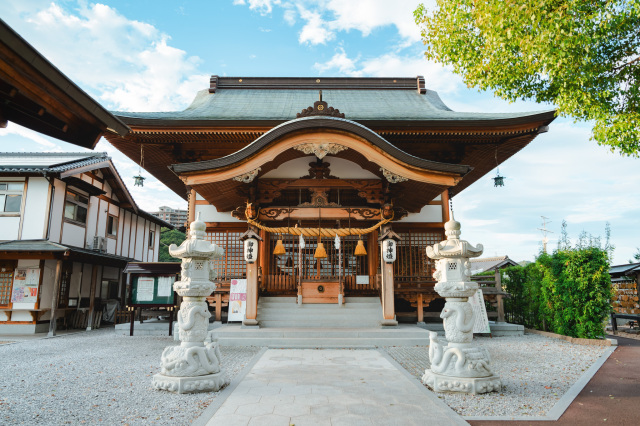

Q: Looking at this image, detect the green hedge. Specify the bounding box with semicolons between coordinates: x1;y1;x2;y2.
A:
503;247;613;339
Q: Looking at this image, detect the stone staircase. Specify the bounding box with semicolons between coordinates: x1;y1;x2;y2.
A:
209;296;431;347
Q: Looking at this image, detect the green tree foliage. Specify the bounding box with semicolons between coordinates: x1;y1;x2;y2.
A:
414;1;640;156
158;227;186;262
630;248;640;263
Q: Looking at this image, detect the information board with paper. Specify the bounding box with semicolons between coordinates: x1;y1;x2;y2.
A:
130;275;176;305
11;268;40;303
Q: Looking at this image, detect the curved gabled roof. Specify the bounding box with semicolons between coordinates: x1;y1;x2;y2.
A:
116;87;554;125
171;116;471;175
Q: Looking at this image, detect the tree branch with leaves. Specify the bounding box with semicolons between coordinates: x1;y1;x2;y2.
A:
414;0;640;156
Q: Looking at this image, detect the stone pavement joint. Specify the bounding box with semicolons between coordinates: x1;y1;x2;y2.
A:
204;348;468;426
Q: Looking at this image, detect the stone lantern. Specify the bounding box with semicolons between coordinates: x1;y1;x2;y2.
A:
422;216;501;394
152;212;226;394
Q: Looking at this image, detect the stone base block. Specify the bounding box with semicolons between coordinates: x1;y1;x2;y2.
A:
422;370;501;394
152;371;227;394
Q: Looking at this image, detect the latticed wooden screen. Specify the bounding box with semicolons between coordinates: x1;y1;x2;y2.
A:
205;231;244;283
58;263;72;308
394;231;442;283
0;268;14;306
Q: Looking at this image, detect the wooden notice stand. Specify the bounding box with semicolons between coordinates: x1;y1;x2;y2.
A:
123;262;181;337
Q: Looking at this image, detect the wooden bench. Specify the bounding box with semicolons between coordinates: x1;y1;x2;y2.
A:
206;283;230;321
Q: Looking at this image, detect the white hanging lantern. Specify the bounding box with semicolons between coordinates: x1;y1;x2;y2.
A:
382;238;396;263
244;238;258;263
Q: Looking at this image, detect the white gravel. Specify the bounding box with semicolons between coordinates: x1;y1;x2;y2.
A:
0;328;261;425
384;333;610;417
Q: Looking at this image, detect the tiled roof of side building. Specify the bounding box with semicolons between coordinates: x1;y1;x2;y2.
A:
113;77;556;124
0;152;108;173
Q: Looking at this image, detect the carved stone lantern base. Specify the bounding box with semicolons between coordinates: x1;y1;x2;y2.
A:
422;371;501;395
153;372;227;394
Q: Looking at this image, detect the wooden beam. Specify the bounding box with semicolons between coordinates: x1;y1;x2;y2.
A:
86;264;99;331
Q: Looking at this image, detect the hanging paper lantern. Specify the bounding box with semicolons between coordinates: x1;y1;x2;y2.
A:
273;237;286;256
314;242;327;259
244;238;258;263
382;239;397;263
354;238;367;256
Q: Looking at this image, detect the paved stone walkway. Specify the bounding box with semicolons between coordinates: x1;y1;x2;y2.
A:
205;348;468;426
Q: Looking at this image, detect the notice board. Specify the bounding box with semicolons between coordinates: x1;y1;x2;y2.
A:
130;275;176;305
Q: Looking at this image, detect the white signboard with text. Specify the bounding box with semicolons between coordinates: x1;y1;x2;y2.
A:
469;288;491;334
228;279;247;322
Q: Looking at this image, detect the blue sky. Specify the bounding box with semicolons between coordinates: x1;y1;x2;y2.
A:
1;0;639;264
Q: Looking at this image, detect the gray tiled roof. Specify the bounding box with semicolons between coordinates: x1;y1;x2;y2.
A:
610;262;640;277
470;256;519;274
114;89;554;123
0;152;108;173
0;239;136;262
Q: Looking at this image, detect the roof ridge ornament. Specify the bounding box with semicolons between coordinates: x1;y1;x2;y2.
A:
296;90;345;118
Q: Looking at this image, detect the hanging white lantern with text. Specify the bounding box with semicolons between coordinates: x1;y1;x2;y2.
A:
244;238;258;263
382;239;396;263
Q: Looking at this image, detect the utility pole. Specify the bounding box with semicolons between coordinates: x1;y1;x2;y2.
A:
538;216;553;254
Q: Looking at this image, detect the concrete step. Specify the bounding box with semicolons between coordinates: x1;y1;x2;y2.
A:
257;296;383;329
210;324;431;347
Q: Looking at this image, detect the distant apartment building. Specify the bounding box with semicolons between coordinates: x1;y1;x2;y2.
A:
152;206;188;228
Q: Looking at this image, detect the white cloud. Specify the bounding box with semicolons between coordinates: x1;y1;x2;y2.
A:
314;48;361;76
234;0;281;15
0;124;62;150
236;0;430;46
314;50;464;95
297;5;335;45
11;2;205;112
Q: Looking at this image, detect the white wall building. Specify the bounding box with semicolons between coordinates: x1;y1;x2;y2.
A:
0;152;172;334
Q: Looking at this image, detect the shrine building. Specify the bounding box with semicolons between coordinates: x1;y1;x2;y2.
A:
104;76;555;326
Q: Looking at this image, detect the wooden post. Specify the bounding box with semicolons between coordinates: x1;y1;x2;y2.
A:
215;293;222;322
47;259;63;337
86;264;99;331
417;293;424;323
243;262;259;326
495;269;505;323
379;225;399;326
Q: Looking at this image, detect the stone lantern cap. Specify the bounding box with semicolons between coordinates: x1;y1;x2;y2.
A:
426;216;483;260
169;212;223;259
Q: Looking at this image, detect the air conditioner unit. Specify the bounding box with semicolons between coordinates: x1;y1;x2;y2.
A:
92;236;106;252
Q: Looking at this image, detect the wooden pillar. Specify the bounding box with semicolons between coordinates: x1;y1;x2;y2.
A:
417;293;424;323
86;264;99;331
379;225;399;326
243;262;259;326
495;269;505;323
187;188;196;228
48;259;63;337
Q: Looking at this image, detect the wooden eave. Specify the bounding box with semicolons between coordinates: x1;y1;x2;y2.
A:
105;110;555;202
0;19;129;148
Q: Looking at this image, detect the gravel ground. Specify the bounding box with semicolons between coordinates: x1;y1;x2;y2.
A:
383;333;610;417
0;328;261;425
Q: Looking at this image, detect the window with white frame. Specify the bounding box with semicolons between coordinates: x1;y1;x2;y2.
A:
0;182;24;213
107;215;118;237
64;190;89;224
